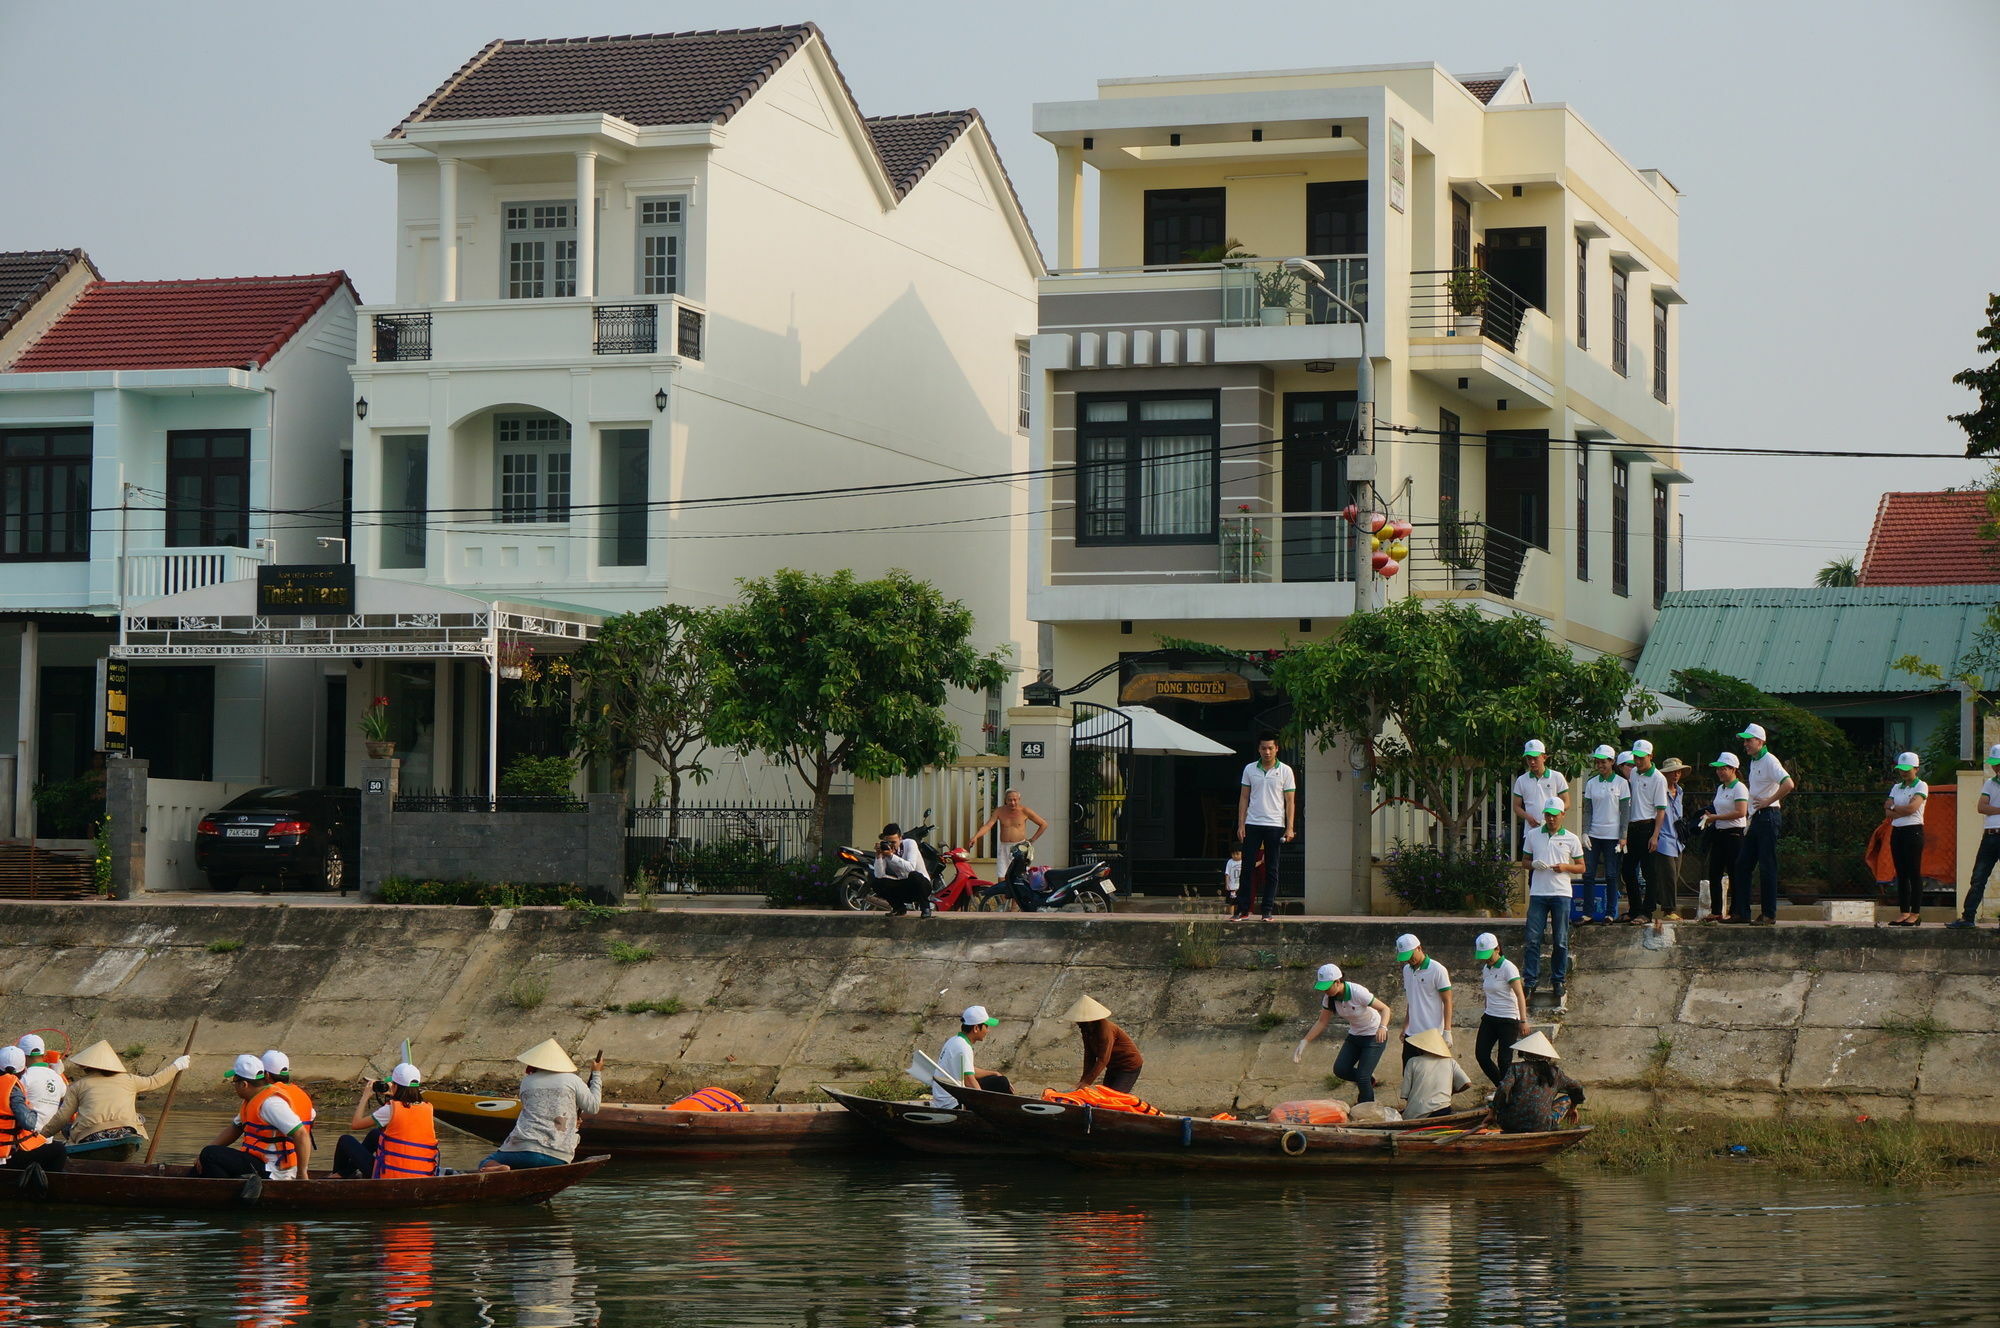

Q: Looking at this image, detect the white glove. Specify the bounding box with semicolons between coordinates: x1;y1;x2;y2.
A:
1443;1029;1455;1047
1292;1039;1307;1064
172;1056;191;1072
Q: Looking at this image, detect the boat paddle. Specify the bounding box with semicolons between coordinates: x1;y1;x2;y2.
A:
142;1017;201;1165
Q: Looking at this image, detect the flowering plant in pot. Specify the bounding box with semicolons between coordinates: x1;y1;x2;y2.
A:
1445;268;1490;336
357;696;394;758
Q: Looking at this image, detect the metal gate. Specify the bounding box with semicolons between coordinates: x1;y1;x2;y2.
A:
1070;702;1132;883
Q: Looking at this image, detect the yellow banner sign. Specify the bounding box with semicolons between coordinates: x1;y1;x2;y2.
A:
1120;672;1251;704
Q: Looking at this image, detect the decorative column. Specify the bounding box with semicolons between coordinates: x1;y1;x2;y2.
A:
436;156;459;302
358;757;400;901
1055;145;1085;271
574;151;597;299
1008;705;1073;867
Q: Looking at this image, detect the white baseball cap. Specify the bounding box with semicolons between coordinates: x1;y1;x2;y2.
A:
1522;739;1547;757
1738;723;1768;742
1395;933;1421;962
960;1005;999;1027
1543;802;1565;816
1314;962;1342;991
1615;750;1634;765
1473;932;1499;959
1893;752;1920;771
260;1050;290;1076
390;1061;423;1087
1711;752;1740;769
1988;743;2000;767
1591;744;1616;760
0;1048;22;1073
225;1053;266;1081
15;1035;43;1055
1631;739;1655;757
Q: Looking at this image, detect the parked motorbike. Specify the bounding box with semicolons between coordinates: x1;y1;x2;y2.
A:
973;845;1116;913
837;811;952;912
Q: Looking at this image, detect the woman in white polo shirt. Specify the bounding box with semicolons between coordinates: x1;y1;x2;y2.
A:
1883;752;1928;926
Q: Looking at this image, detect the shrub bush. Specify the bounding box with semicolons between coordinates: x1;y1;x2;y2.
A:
499;754;577;798
34;775;103;838
760;854;848;909
378;877;588;907
1381;839;1518;913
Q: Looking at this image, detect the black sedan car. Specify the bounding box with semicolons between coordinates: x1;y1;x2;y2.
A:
194;787;360;893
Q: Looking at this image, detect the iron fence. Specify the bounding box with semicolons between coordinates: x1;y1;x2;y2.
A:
626;802;816;892
676;306;705;360
1409;269;1533;352
393;794;586;814
593;304;658;355
373;313;432;362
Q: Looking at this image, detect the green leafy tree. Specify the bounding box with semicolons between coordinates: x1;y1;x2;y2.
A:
1656;668;1871;788
1183;599;1649;846
701;569;1011;855
527;605;714;827
1814;556;1859;588
1951;293;2000;457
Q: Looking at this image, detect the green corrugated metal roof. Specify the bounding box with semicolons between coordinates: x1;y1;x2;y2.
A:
1635;584;2000;694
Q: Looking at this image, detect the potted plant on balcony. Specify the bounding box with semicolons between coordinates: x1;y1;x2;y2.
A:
1446;268;1490;338
358;696;394;759
1440;508;1484;590
1255;268;1301;326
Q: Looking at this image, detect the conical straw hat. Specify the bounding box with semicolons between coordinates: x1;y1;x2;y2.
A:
516;1038;577;1074
1064;995;1111;1023
1406;1028;1452;1058
67;1040;125;1074
1511;1031;1560;1060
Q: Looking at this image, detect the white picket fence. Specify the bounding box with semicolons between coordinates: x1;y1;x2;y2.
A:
1369;771;1511;856
884;756;1010;858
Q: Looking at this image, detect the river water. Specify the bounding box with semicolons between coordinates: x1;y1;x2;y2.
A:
0;1105;1992;1326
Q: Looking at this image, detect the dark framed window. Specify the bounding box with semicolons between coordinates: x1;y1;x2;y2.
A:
1611;267;1630;377
1143;189;1225;266
1076;392;1219;545
1611;459;1631;597
1451;193;1473;272
1576;441;1589;582
381;435;427;569
1305;181;1367;255
166;430;250;548
1483;227;1547;311
1652;479;1670;608
1485;430;1550;550
1;428;91;562
599;428;649;568
1575;233;1589;349
1438;409;1461;524
1652;299;1670;402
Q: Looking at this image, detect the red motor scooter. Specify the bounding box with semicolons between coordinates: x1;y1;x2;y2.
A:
930;847;989;912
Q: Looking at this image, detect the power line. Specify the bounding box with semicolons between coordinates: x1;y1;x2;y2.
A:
1383;421;1974;461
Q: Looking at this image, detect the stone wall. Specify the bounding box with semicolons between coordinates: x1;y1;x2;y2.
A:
0;904;1993;1122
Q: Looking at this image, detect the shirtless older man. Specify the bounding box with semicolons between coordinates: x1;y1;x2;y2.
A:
972;789;1047;875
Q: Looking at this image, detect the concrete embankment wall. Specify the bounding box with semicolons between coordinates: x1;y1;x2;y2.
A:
1;904;1994;1122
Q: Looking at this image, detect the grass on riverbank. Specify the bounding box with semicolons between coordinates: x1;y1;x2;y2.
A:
1576;1111;2000;1188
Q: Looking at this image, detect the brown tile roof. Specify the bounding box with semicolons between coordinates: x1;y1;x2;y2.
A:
0;249;98;341
1458;77;1505;103
863;111;979;199
10;273;358;373
390;26;819;135
1857;490;2000;586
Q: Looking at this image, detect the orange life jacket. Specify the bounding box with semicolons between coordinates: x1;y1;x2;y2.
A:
273;1080;316;1133
667;1087;747;1113
239;1085;302;1173
0;1071;46;1160
372;1101;440;1179
1040;1086;1162;1115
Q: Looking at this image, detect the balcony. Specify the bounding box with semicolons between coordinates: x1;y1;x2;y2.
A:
1405;518;1536;601
363;297;705;368
1039;255;1366;370
1406;270;1555;408
124;546;268;604
1219;511;1357;583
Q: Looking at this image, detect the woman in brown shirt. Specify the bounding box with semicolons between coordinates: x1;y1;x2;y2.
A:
1067;996;1143;1093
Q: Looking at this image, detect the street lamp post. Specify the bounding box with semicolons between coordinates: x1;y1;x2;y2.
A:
1283;258;1376;610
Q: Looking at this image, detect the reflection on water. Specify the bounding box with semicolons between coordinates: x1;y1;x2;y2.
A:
0;1105;1993;1325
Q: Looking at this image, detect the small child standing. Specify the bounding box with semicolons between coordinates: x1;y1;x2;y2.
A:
1223;849;1243;909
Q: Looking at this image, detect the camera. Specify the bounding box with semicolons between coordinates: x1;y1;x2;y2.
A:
876;839;895;854
371;1079;390;1094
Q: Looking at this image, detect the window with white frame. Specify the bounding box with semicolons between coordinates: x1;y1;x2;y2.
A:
1016;345;1031;433
636;197;686;296
494;415;572;523
503;202;577;299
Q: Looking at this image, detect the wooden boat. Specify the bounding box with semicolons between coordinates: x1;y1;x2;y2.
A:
64;1133;143;1161
1339;1107;1492;1132
820;1087;1035;1157
0;1156;608;1212
942;1083;1588;1171
425;1089;878;1159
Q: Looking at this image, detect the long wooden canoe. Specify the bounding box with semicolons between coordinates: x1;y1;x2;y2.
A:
1337;1107;1492;1132
942;1083;1587;1171
425;1090;878;1159
820;1088;1034;1157
0;1156;608;1211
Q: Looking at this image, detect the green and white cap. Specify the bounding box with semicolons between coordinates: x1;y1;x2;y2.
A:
1631;739;1654;757
1313;963;1342;991
1894;752;1920;772
1711;752;1740;769
1395;932;1421;962
225;1053;266;1081
1522;739;1547;756
1474;932;1499;960
1590;744;1616;760
960;1005;1000;1027
1738;723;1768;742
1988;743;2000;767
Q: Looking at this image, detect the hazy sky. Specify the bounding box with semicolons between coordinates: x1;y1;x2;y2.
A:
4;0;1996;588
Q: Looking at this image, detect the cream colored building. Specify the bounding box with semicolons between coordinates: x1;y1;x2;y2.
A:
1021;62;1683;909
349;26;1042;794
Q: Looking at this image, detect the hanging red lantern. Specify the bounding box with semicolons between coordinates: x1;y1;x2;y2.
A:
1341;504;1359;526
1371;551;1392;572
1380;557;1401;577
1367;512;1388;533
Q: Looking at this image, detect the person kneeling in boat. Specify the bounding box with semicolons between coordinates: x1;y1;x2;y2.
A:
335;1063;438;1179
196;1054;314;1181
1399;1028;1459;1119
0;1047;66;1172
1491;1032;1586;1132
1068;996;1143;1094
932;1005;1012;1107
477;1040;601;1172
44;1041;187;1154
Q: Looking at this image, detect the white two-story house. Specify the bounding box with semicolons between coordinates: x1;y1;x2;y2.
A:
1023;62;1685;909
0;266;359;833
350;24;1043;796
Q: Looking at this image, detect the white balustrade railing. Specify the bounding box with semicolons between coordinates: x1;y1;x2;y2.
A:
885;756;1010;859
1369;771;1511;857
123;547;268;603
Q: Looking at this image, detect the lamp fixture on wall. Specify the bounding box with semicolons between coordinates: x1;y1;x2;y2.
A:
1303;360;1337;374
354;398;368;420
654;388;669;412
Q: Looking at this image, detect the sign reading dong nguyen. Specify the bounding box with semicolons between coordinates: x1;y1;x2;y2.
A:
256;564;356;617
1119;672;1251;704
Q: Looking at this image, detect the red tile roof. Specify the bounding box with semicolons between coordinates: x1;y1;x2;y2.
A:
9;273;357;373
390;26;818;135
1458;77;1505;103
864;111;979;199
0;249;98;341
1857;490;2000;586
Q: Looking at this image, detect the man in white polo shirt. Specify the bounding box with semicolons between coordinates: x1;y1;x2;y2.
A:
1622;740;1668;924
1577;743;1629;925
1522;802;1585;1006
1234;735;1296;922
1949;744;2000;929
1397;932;1469;1094
1511;740;1570;851
1733;723;1796;926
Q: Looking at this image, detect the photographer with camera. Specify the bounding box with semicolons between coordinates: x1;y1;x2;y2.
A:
333;1063;438;1180
871;821;933;918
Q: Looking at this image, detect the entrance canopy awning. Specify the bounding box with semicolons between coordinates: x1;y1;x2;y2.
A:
112;575;600;659
1075;704;1236;757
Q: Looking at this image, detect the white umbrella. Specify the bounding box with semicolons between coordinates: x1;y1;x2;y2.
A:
1072;705;1236;757
1620;692;1699;729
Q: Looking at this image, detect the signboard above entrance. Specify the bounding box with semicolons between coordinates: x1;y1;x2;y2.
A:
1119;672;1251;704
257;564;356;616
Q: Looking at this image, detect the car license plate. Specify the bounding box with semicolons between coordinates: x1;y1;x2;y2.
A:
224;827;260;839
